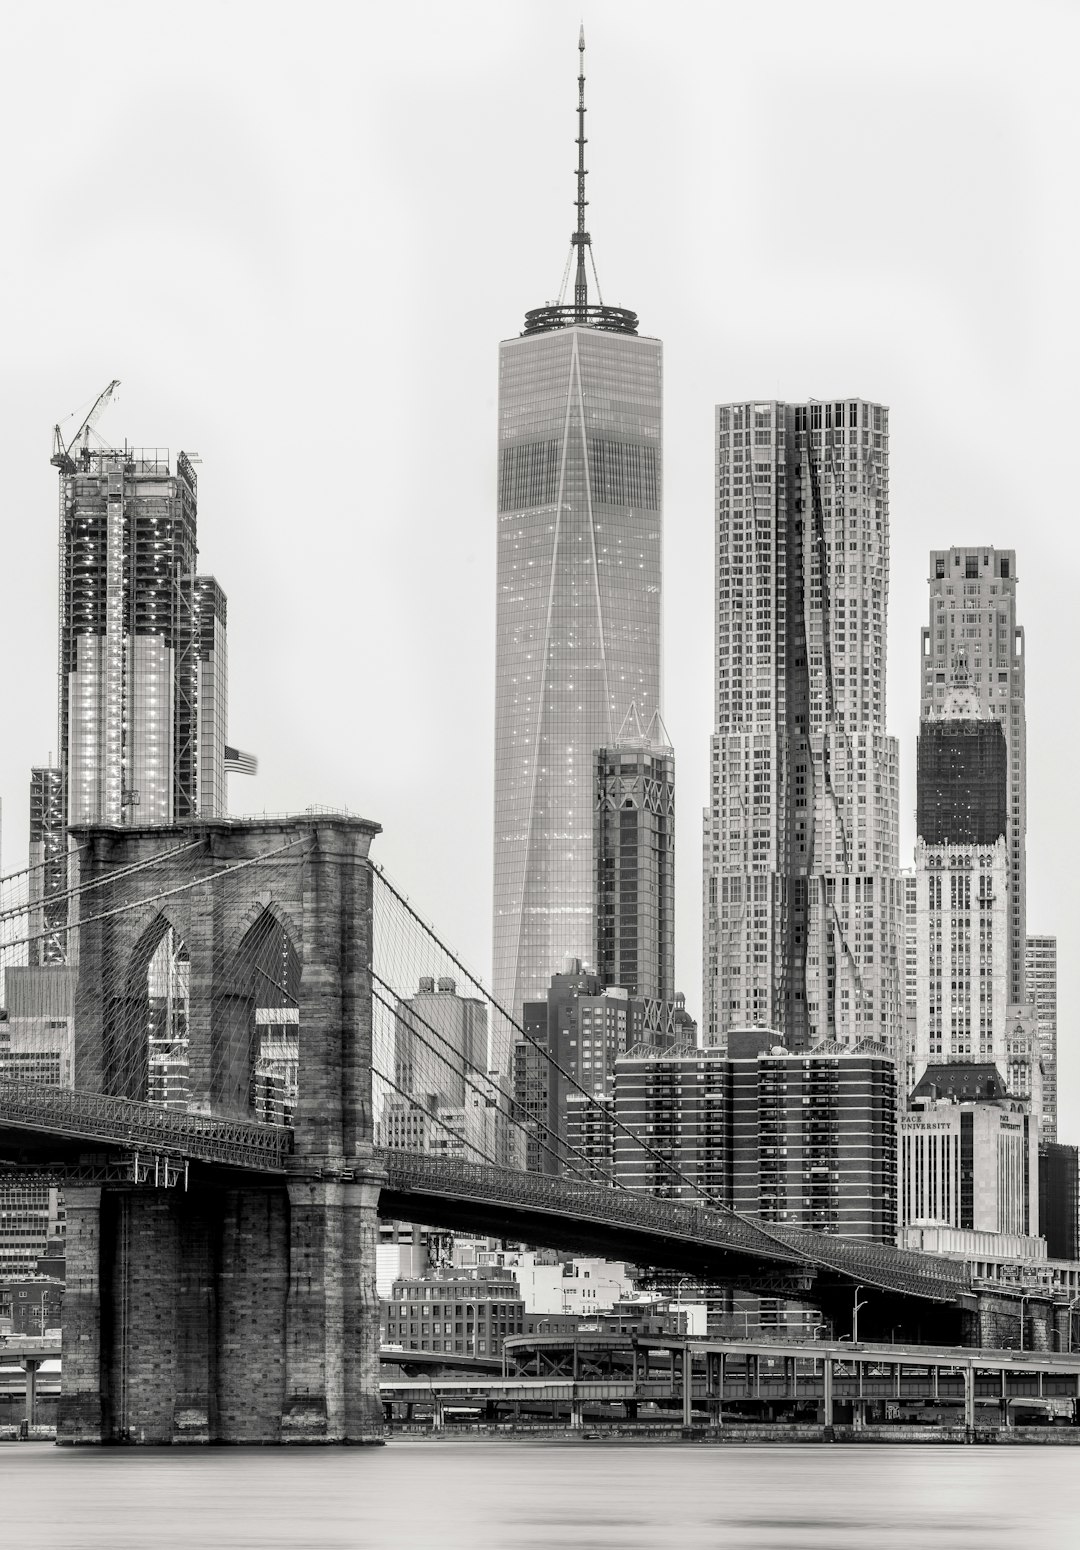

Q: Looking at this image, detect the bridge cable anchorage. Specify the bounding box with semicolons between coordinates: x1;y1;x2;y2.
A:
370;866;817;1256
371;980;605;1185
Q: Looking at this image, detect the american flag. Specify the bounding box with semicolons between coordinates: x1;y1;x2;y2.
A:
224;746;258;776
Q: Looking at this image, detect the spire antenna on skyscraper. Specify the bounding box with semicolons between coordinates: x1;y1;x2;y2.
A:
573;25;590;319
522;30;638;337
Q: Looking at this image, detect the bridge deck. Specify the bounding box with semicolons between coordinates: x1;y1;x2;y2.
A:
378;1150;973;1304
0;1090;1016;1309
0;1083;292;1173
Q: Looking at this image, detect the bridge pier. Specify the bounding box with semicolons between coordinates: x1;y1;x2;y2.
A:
1027;1299;1053;1353
58;1186;104;1444
281;1170;385;1443
48;813;388;1446
57;1165;386;1445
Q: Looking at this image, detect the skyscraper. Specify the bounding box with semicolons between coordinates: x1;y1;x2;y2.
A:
913;671;1009;1071
594;708;675;1012
57;445;225;828
1026;935;1057;1142
492;34;663;1065
704;399;903;1053
33;422;254;966
920;548;1026;1004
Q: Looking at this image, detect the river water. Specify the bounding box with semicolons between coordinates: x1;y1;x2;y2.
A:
3;1439;1077;1549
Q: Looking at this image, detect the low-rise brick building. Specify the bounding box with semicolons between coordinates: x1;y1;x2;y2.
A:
382;1266;525;1357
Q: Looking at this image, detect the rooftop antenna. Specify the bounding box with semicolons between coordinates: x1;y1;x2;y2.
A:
573;26;589;321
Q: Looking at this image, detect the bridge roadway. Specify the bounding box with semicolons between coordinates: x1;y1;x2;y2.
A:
0;1084;1044;1335
380;1335;1080;1433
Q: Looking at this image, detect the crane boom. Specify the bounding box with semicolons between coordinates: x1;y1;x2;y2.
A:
51;379;120;474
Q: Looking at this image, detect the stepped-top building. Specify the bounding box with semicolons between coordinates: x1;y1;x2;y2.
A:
920;548;1026;1005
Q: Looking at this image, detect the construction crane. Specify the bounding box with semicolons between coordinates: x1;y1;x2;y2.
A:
50;379;120;475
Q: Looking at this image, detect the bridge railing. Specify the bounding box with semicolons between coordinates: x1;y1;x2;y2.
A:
769;1222;971;1300
380;1150;982;1303
0;1083;293;1173
379;1149;810;1266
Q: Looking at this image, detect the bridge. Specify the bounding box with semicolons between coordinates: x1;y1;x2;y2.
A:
0;813;1070;1443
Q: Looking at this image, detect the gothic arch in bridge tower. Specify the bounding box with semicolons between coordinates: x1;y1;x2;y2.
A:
103;911;189;1106
213;905;303;1126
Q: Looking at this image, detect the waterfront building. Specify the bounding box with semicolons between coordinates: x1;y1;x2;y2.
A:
1027;935;1057;1142
919;547;1026;1004
703;398;903;1055
613;1029;898;1242
902;1064;1039;1239
0;1273;64;1336
382;1267;525;1358
492;36;663;1061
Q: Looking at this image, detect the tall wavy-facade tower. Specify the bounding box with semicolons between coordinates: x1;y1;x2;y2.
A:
492;33;663;1069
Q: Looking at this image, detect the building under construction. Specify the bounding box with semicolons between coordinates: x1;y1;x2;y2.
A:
32;383;253;965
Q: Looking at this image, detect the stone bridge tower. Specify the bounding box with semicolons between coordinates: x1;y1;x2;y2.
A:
57;814;386;1444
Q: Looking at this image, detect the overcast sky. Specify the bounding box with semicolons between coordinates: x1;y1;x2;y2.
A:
2;0;1077;1132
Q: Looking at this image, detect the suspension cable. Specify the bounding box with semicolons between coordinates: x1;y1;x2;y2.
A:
0;838;309;959
372;981;600;1185
0;839;206;927
372;865;750;1215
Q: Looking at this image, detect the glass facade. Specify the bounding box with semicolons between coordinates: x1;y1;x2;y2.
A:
492;325;663;1070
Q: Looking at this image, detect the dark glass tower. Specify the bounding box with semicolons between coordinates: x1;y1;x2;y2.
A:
594;710;675;1007
492;34;663;1070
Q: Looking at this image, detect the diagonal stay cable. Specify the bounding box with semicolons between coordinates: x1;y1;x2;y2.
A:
371;864;810;1254
0;839;207;926
372;982;597;1185
373;1063;499;1167
372;968;612;1183
0;838;92;889
0;837;310;959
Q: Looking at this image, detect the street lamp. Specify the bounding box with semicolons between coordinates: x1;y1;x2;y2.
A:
674;1278;689;1334
852;1286;869;1345
809;1323;829;1342
1019;1294;1030;1354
